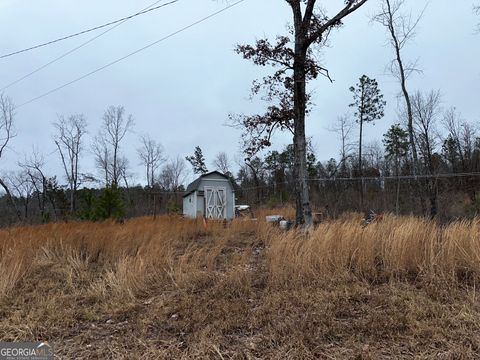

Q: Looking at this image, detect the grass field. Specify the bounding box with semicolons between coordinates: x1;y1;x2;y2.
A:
1;210;480;359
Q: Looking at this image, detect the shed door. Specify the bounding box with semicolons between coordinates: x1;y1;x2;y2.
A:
204;186;227;219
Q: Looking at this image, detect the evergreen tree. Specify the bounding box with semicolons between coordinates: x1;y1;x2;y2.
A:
349;75;386;208
93;183;124;221
383;124;409;175
185;146;208;175
383;124;409;214
442;135;461;173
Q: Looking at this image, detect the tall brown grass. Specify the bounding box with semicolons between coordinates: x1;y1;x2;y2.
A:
2;212;480;358
265;215;480;287
1;213;480;301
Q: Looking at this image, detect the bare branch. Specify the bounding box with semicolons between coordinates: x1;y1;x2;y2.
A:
97;105;134;185
137;134;166;187
53;114;87;212
0;94;16;159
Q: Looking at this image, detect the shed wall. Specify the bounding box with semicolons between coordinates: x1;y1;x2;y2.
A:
182;192;197;218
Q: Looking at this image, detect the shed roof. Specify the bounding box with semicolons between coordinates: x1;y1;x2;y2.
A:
183;171;231;198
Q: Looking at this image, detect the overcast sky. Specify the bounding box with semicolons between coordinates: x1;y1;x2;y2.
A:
0;0;478;186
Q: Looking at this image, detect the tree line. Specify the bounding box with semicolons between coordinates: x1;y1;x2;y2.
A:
0;102;195;225
0;83;479;225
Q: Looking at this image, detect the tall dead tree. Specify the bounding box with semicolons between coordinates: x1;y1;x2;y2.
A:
53;114;87;213
373;0;427;215
373;0;425;176
412;90;442;217
19;150;58;222
137;135;165;187
7;170;34;220
0;94;21;220
234;0;369;226
158;156;188;191
95;106;134;186
213;152;232;175
329;115;355;177
92;135;111;185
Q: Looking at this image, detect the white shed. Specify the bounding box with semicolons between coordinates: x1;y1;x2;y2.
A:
183;171;235;220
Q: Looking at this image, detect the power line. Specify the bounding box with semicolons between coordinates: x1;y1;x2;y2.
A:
307;172;480;182
0;0;178;92
0;0;179;60
234;172;480;192
15;0;246;109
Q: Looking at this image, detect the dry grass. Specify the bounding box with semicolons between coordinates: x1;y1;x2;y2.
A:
267;215;480;286
0;212;480;359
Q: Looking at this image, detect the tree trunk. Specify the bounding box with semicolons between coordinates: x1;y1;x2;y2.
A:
358;117;364;211
385;0;425;216
292;42;313;227
395;158;400;215
72;155;79;213
24;197;29;220
0;177;22;221
396;176;401;215
246;162;261;205
429;179;437;218
113;144;118;186
70;186;75;214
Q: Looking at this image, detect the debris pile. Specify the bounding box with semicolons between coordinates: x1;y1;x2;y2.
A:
266;215;294;230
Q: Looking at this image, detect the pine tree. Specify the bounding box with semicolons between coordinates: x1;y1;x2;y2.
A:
383;124;409;214
383;124;409;173
349;75;386;209
185;146;208;175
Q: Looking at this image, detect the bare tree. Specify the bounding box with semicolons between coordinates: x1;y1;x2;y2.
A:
0;94;14;159
329;115;355;176
212;152;232;175
412;90;442;169
19;149;59;222
7;170;34;219
137;135;165;187
442;108;466;171
0;94;21;220
53;114;87;213
235;0;369;227
441;107;478;177
92;134;110;185
93;106;134;185
412;90;442;217
364;140;385;173
373;0;426;177
96;106;134;186
158;156;188;191
245;157;265;204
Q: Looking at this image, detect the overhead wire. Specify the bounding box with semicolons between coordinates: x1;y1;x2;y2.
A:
307;172;480;182
0;0;179;60
0;0;179;92
14;0;246;109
